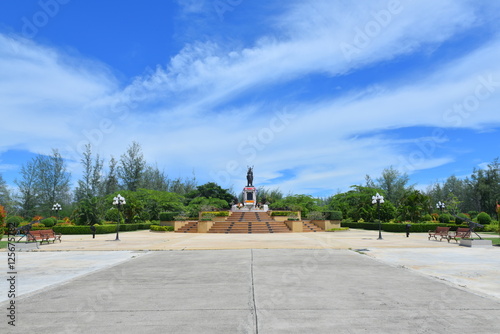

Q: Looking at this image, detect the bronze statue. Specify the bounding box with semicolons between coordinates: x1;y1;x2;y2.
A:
246;166;254;187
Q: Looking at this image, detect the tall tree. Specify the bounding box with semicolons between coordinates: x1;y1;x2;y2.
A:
119;141;146;191
15;159;41;218
141;164;168;191
35;149;71;215
75;144;104;201
376;167;412;205
0;173;14;214
103;156;119;195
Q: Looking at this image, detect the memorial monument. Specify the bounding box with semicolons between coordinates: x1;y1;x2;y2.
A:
232;166;268;212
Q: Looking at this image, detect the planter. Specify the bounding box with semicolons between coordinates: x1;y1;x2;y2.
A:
310;220;341;230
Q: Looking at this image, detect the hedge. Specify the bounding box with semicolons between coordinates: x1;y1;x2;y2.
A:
53;224;142;235
340;222;481;233
201;211;229;217
271;211;296;216
150;225;174;232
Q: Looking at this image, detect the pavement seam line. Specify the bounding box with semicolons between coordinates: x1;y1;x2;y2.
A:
250;248;259;334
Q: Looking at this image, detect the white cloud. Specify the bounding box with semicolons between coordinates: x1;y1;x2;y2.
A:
1;0;500;195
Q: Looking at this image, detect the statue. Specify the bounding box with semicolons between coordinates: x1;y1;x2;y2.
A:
246;166;254;187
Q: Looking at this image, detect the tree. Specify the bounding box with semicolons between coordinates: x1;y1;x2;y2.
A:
187;182;234;207
15;158;41;218
35;149;71;215
397;190;431;222
0;173;13;213
375;167;412;205
141;164;168;191
75;144;104;202
270;194;322;216
103;157;119;195
328;186;396;222
119;142;146;191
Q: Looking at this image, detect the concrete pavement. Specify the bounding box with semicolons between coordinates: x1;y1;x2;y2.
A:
1;230;499;333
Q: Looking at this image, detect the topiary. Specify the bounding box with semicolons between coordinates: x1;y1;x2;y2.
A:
41;217;56;228
422;214;433;222
476;212;492;225
439;213;452;224
6;216;24;228
454;213;470;225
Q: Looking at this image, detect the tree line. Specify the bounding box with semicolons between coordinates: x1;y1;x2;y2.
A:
0;140;499;224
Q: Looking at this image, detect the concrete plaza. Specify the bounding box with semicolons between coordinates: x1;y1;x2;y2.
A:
1;230;499;333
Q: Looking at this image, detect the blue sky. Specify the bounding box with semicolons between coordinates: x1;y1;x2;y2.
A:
1;0;499;197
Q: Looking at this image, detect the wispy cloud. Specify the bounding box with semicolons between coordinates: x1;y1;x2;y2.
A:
1;0;499;195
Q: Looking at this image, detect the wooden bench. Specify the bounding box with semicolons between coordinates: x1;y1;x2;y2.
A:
428;226;450;241
27;230;62;245
447;227;471;243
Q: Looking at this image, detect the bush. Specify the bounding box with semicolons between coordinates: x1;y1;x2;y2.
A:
468;211;479;219
159;212;179;221
41;217;57;228
322;211;343;220
53;225;119;234
439;213;452;224
477;212;492;225
422;214;432;222
454;213;470;225
340;222;467;233
137;222;152;230
6;216;24;228
306;211;326;220
105;208;121;222
270;211;295;216
150;225;174;232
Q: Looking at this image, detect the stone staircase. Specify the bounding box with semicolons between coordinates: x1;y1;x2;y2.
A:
208;212;291;233
176;221;198;233
302;221;323;232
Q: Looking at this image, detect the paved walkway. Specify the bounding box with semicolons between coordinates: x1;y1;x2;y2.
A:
1;230;499;333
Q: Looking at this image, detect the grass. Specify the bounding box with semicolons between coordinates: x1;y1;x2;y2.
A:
483;237;500;246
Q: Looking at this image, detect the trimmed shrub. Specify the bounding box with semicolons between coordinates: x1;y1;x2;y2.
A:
340;222;468;233
53;225;118;234
159;212;178;221
270;211;295;216
476;212;492;225
306;211;326;220
439;213;452;224
454;213;470;225
119;224;139;232
150;225;174;232
468;211;479;219
41;217;57;228
422;214;432;222
6;216;24;228
137;223;152;230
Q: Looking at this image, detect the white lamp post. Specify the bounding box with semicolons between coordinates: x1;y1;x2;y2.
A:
436;201;446;213
372;193;385;240
52;203;62;220
112;194;126;241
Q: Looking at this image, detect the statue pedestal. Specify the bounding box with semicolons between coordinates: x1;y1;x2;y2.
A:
243;187;257;206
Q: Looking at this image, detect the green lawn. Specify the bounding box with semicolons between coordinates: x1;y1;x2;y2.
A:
484;237;500;246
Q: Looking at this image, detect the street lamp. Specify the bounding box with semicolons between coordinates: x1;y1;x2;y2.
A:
112;194;126;241
372;193;385;240
52;203;62;220
436;201;446;213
